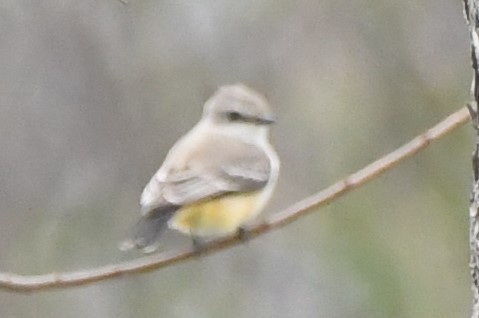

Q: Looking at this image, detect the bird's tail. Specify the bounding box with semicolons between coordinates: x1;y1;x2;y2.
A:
119;206;177;253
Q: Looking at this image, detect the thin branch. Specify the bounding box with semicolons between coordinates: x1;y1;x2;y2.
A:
0;106;470;293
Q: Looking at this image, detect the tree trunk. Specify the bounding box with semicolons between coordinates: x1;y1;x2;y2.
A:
464;1;479;317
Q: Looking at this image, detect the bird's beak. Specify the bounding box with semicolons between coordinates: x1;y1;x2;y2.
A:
257;114;276;125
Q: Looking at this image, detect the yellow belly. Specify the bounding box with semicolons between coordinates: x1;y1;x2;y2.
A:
168;192;260;236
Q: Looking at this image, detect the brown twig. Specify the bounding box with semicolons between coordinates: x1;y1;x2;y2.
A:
0;106;470;293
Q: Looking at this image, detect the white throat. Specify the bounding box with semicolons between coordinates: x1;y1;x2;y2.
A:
197;119;270;146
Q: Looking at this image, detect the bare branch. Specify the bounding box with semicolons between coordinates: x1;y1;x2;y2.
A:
0;106;470;293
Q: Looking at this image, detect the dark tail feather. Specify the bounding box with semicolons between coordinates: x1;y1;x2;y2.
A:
120;206;177;253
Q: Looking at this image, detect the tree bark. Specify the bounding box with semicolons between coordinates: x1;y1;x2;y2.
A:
464;1;479;317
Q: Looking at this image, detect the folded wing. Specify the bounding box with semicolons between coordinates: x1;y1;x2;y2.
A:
141;135;272;216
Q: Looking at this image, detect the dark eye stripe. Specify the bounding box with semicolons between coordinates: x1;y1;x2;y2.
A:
227;111;242;121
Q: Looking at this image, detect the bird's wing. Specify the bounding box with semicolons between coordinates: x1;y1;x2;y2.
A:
140;134;271;216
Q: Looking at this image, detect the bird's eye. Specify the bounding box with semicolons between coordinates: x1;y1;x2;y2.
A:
227;111;241;121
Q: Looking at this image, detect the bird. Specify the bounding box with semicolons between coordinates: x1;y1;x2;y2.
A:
121;84;280;253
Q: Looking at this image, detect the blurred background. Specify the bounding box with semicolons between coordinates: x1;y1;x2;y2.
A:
0;0;472;317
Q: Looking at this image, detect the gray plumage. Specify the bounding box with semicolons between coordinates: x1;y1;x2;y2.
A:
121;84;279;253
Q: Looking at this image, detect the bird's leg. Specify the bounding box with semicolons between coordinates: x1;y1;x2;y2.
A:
237;226;250;243
192;236;207;255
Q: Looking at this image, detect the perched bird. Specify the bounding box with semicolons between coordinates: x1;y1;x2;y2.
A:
121;84;280;253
